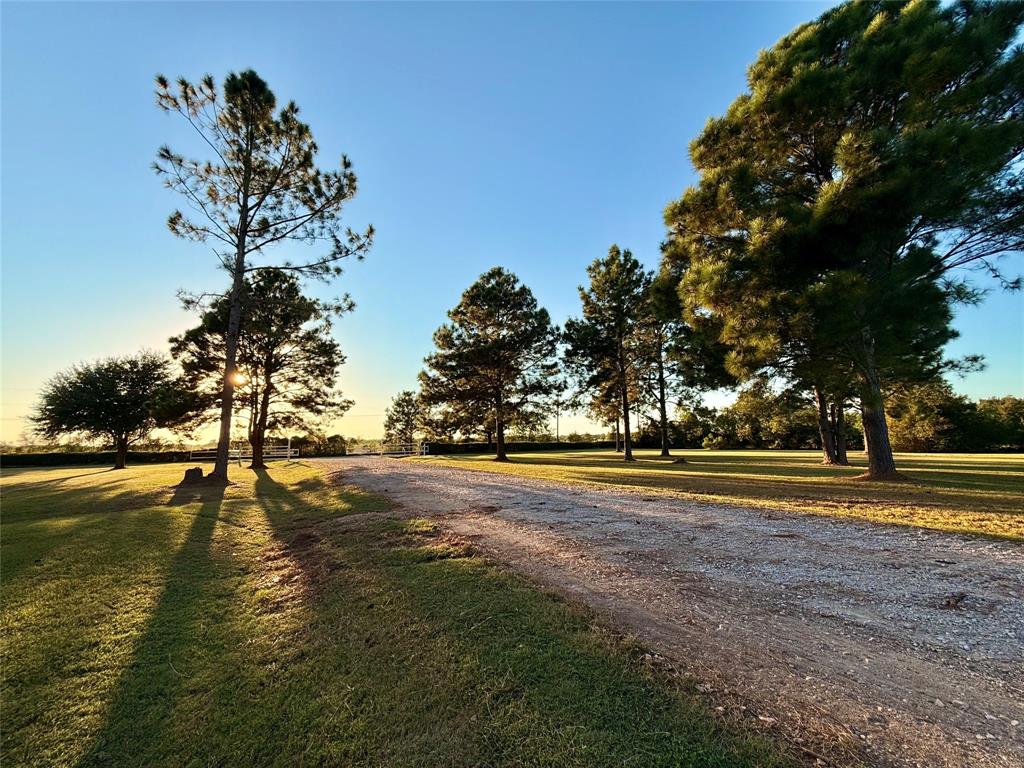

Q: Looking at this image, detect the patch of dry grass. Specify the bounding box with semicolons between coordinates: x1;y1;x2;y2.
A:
413;449;1024;540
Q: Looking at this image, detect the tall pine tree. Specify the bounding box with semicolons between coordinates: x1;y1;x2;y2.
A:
155;70;371;480
662;1;1023;479
564;246;651;462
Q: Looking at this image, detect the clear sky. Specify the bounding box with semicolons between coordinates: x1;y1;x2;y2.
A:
2;1;1021;444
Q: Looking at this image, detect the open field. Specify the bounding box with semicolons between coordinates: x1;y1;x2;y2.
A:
336;456;1024;768
412;449;1024;540
0;462;793;768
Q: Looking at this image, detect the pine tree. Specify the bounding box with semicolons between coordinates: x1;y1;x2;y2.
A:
383;391;422;444
662;1;1023;479
564;246;650;462
155;70;371;480
170;269;352;469
419;268;559;461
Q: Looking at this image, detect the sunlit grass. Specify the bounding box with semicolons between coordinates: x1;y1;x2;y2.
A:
412;449;1024;540
1;462;795;767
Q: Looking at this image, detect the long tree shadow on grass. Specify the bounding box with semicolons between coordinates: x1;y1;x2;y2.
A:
75;483;225;768
2;467;115;488
251;468;387;586
248;468;797;768
67;472;363;768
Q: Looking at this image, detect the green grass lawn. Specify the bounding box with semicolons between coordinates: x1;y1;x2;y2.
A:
1;462;795;768
414;449;1024;540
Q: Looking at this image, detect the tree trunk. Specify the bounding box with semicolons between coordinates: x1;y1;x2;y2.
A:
495;413;508;461
859;397;900;479
657;344;671;458
814;386;840;465
832;401;849;465
211;257;246;480
249;430;266;469
249;387;271;470
856;334;902;480
113;436;128;470
619;363;635;462
614;419;622;452
621;396;635;461
211;138;253;482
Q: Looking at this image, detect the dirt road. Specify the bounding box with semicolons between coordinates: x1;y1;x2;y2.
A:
323;457;1024;767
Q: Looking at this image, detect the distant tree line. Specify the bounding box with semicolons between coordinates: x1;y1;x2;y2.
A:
663;381;1023;453
387;359;1022;457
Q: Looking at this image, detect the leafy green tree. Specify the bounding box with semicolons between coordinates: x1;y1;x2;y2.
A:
662;1;1023;479
290;432;348;457
638;271;736;458
666;232;857;466
155;70;371;480
674;404;718;448
646;251;739;455
419;267;559;461
978;396;1024;450
723;380;823;449
565;246;651;461
887;380;1001;452
170;269;352;468
416;402;460;443
383;391;423;444
32;352;177;469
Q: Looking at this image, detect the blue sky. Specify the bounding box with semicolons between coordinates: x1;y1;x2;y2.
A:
2;1;1021;442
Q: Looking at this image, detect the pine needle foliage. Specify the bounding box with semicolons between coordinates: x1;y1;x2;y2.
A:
419;268;559;461
662;0;1024;479
154;70;370;478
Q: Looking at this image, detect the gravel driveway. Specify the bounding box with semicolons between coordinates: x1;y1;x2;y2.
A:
320;457;1023;768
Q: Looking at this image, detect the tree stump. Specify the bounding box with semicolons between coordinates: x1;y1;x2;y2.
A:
180;466;204;485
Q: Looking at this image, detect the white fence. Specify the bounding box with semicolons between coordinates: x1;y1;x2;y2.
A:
189;444;300;463
380;442;428;456
347;442;428;457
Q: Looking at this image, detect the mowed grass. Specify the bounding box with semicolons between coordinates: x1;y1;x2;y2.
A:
413;449;1024;540
1;462;795;768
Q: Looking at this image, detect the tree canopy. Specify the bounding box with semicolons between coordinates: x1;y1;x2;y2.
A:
419;267;559;461
661;0;1024;479
170;268;351;468
888;381;1023;453
32;352;178;469
155;69;370;479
